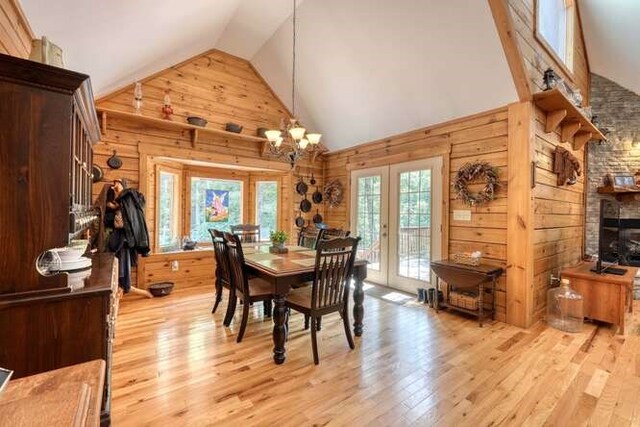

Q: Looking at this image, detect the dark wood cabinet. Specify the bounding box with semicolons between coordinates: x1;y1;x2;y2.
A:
0;53;117;425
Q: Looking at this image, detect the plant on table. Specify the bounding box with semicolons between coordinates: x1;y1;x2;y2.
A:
269;230;288;248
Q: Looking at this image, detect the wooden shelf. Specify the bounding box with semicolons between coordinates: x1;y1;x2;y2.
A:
96;108;268;147
533;88;606;150
597;186;640;201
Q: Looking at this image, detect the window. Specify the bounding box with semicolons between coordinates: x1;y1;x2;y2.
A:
190;177;243;242
156;168;180;249
256;181;278;241
536;0;575;72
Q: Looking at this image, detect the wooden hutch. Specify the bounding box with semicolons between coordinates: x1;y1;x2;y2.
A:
0;53;118;425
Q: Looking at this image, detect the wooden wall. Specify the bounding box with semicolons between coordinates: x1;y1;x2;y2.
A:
507;0;590;99
93;49;324;290
324;107;509;322
0;0;32;58
532;106;585;321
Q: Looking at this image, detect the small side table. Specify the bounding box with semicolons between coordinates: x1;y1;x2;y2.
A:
560;262;637;334
431;260;504;327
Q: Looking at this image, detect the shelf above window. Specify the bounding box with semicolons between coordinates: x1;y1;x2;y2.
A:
96;108;268;147
533;89;606;151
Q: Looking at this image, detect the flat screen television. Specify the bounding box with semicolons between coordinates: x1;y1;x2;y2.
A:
592;199;627;275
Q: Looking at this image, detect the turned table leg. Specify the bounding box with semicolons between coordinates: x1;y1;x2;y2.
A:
272;294;287;364
353;266;366;337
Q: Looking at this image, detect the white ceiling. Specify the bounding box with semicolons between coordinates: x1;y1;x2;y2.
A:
20;0;517;151
20;0;301;96
580;0;640;96
252;0;517;150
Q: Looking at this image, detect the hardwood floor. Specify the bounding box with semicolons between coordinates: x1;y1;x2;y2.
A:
111;285;640;426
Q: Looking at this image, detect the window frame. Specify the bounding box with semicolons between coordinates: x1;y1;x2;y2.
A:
254;179;280;241
535;0;576;77
185;168;249;246
154;164;182;252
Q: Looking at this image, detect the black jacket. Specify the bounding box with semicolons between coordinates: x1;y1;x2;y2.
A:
118;188;150;256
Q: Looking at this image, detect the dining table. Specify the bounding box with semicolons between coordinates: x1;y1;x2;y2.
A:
243;244;368;364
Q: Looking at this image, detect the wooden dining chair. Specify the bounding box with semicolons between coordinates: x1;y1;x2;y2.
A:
298;225;322;249
209;229;235;326
285;236;360;364
230;224;261;243
320;227;351;240
224;232;273;343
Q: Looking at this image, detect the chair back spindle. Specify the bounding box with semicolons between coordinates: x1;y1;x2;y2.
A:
225;231;250;297
230;224;261;243
311;237;360;310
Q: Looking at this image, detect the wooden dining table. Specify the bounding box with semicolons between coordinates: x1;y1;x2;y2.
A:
243;244;368;364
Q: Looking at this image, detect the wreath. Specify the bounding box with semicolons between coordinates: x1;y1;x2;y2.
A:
454;161;500;206
323;179;343;208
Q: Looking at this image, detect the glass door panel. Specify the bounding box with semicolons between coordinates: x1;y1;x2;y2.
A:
351;166;388;284
389;158;442;293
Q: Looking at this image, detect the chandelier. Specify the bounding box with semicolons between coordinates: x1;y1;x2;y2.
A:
265;0;321;168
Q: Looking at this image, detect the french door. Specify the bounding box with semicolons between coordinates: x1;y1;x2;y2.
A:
351;158;443;293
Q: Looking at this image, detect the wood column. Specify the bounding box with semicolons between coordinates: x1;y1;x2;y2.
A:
506;102;535;327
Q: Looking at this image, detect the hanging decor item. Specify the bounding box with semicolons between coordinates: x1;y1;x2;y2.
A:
133;82;143;114
161;91;173;120
107;150;123;169
324;179;343;208
454;162;500;206
264;0;322;169
553;146;581;186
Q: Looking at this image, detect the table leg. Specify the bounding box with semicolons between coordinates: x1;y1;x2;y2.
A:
435;278;439;313
353;267;365;337
272;294;287;364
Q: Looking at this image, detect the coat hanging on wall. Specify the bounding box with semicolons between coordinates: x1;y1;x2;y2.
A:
553;146;581;186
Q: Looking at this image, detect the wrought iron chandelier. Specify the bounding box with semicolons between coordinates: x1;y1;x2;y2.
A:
265;0;321;168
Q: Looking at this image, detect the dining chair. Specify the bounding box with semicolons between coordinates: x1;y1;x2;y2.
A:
298;225;322;249
230;224;261;243
209;229;235;326
285;236;360;364
320;227;351;240
224;232;273;343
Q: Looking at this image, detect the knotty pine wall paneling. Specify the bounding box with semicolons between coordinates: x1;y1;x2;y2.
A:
0;0;33;58
532;105;585;321
324;107;510;322
94;49;323;291
507;0;590;101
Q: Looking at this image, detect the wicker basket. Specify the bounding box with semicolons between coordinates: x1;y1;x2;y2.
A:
448;291;479;311
452;253;481;266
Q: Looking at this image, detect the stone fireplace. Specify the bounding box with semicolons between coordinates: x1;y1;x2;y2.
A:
586;74;640;255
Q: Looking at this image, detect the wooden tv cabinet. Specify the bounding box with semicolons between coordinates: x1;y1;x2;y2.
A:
560;262;637;334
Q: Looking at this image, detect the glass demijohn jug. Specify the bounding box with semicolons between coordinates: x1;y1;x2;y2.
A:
547;278;583;333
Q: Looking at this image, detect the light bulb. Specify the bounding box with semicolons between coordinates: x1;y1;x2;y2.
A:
289;127;306;140
306;133;321;145
265;130;282;142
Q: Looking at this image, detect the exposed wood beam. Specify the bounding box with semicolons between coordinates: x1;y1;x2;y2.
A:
561;121;582;142
506;102;535;328
488;0;532;102
545;109;567;133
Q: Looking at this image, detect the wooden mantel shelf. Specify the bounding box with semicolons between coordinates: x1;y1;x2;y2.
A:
597;186;640;201
96;107;268;147
533;88;606;150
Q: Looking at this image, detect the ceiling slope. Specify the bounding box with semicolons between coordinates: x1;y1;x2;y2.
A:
251;0;517;150
19;0;300;96
580;0;640;96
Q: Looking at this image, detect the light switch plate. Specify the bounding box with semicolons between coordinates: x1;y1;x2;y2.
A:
453;210;472;221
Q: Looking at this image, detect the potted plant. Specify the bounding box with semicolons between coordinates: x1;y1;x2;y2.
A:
269;230;288;250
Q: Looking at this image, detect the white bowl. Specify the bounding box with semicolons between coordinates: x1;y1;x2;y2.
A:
52;246;86;262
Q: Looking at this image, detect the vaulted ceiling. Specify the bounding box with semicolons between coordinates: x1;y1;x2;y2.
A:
21;0;520;150
580;0;640;96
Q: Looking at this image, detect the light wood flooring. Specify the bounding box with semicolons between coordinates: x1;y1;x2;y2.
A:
111;285;640;426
